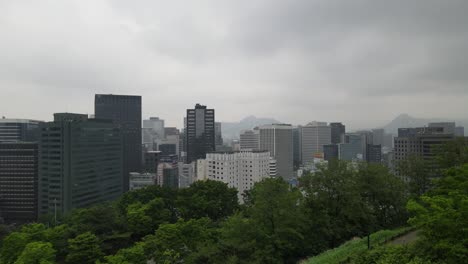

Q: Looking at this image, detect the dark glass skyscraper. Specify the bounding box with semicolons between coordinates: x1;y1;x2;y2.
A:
95;94;142;191
185;104;215;163
38;113;123;217
330;122;345;144
0;142;38;223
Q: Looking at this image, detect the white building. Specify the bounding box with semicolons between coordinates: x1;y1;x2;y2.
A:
129;172;156;190
300;122;331;165
240;129;260;150
196;151;273;200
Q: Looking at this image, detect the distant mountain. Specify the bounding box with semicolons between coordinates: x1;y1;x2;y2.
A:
221;116;280;139
383;114;467;135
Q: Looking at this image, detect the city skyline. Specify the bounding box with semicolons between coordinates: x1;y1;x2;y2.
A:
1;1;468;129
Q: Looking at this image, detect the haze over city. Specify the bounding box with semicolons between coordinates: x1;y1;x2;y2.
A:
1;0;468;129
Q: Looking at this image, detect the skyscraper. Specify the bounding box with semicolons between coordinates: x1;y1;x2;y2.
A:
0;142;38;223
330;122;345;144
259;124;293;180
95;94;142;191
300;122;331;165
38;113;123;217
185;104;215;163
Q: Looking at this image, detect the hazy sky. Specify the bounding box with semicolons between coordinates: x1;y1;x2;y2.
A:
1;0;467;129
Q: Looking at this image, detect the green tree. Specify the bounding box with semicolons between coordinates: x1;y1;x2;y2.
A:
0;232;31;264
126;197;172;237
220;178;306;263
42;225;72;261
407;165;468;263
14;241;56;264
435;137;468;169
66;232;103;264
177;180;239;221
300;161;367;248
143;218;218;263
100;242;146;264
65;203;126;236
356;163;408;229
398;155;433;198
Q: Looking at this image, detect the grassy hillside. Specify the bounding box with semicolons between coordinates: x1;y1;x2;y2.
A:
303;227;412;264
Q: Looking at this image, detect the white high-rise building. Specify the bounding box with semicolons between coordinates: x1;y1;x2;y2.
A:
196;151;273;200
300;122;331;165
240;129;260;150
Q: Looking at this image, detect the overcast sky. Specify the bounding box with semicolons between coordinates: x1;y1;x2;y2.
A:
1;0;467;129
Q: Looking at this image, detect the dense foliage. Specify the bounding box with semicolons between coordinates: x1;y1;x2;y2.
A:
0;139;465;263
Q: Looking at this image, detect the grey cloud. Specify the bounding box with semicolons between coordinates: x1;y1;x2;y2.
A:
0;0;467;128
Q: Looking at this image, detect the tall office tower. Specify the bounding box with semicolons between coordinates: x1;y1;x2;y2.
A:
259;124;293;180
366;144;382;163
357;130;374;160
197;151;272;200
394;126;455;166
38;113;123;217
95;94;142;191
0;119;42;142
239;129;260;150
330;122;345;144
300;122;331;165
0;142;38;223
215;122;223;149
323;144;339;161
372;129;385;146
428;122;456;134
455;126;465;137
185;104;215;163
339;133;364;161
292;127;301;169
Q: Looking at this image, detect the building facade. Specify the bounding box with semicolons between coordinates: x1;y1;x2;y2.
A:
142;117;165;147
38;113;123;217
300;122;331;165
197;151;272;200
0;142;38;223
157;162;179;188
330;122;345;144
129;172;156;191
185;104;215;163
0;119;42;142
95;94;142;191
394;126;455;165
259;124;294;180
239;129;260;151
178;162;196;188
323;144;339;161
